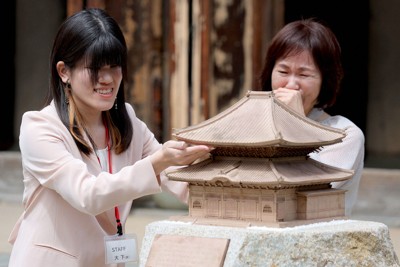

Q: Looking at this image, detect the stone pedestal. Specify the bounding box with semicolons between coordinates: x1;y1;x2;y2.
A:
139;219;399;267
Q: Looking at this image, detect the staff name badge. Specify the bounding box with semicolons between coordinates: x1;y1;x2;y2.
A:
104;234;138;264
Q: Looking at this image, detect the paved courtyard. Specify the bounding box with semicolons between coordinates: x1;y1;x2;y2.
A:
0;151;399;266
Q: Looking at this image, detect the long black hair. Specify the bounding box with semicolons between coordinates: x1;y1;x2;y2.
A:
46;8;132;155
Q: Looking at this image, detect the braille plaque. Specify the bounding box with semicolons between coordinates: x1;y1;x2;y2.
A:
145;234;230;267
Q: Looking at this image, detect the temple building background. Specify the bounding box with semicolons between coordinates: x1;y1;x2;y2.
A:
2;0;400;168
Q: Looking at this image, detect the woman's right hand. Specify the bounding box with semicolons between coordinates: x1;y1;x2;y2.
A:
150;140;213;176
273;88;305;116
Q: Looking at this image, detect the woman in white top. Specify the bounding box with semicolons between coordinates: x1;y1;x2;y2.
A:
259;18;365;216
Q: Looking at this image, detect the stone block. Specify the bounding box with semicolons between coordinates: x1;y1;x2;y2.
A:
139;220;399;267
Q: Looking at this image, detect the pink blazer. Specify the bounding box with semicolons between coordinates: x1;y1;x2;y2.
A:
8;102;188;267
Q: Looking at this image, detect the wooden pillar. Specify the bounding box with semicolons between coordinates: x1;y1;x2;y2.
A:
199;0;211;121
86;0;106;9
66;0;105;16
120;0;164;141
168;0;190;133
251;0;284;90
66;0;83;16
176;0;285;125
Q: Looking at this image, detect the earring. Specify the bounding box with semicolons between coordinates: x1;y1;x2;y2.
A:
65;80;71;104
65;90;69;105
114;97;118;110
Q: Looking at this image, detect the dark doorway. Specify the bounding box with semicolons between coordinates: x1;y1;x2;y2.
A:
1;1;16;150
284;1;369;135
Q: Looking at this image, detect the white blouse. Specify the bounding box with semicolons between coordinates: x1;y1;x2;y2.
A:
307;108;365;216
96;147;109;172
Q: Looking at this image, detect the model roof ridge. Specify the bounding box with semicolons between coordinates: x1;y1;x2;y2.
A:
172;90;346;148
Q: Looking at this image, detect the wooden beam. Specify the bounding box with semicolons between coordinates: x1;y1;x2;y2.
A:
67;0;83;16
86;0;106;9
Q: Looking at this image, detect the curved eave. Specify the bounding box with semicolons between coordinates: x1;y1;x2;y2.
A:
172;137;342;148
172;91;345;148
166;156;353;187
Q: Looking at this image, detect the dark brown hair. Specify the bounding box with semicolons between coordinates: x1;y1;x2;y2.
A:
259;18;343;109
46;8;132;155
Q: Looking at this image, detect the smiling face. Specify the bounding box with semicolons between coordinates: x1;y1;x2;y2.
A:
58;60;122;120
271;50;322;115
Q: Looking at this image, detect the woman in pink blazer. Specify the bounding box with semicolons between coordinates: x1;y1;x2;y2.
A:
8;8;212;267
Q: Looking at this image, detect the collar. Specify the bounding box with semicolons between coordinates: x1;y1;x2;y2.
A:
307;108;330;122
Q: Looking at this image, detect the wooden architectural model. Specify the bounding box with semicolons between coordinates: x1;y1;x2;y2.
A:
166;91;354;227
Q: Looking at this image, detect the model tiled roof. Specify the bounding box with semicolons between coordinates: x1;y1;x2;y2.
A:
166;156;353;188
172;91;345;158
